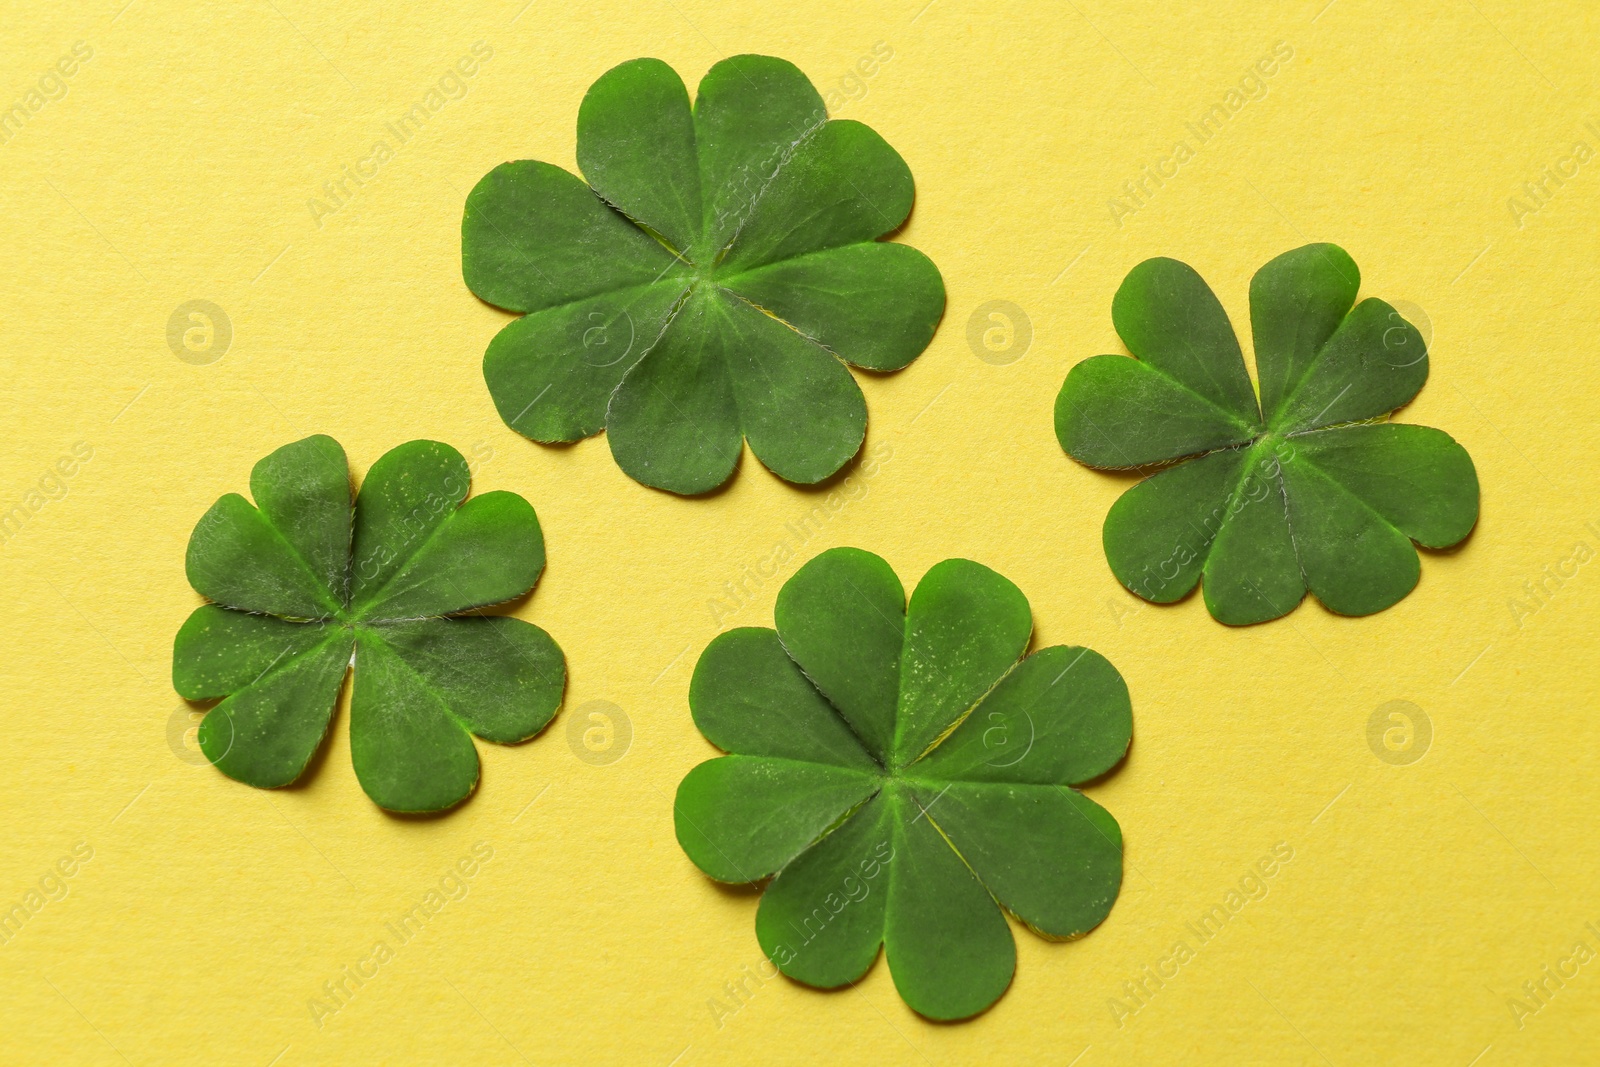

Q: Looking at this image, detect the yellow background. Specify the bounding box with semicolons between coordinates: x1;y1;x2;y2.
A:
2;1;1596;1063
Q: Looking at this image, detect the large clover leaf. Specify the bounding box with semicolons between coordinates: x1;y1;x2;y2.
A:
462;55;945;495
1055;244;1480;625
173;436;564;813
674;547;1130;1020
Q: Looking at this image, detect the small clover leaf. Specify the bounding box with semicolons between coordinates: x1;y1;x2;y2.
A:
1056;244;1480;625
462;55;945;495
673;547;1130;1020
173;435;565;813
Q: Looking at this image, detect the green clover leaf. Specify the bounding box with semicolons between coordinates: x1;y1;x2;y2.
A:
462;55;945;495
173;435;565;813
673;547;1130;1020
1056;244;1480;625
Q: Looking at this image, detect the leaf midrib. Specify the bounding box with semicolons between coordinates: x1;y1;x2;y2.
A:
232;494;346;619
1177;428;1418;618
1134;356;1264;443
1262;301;1415;436
355;629;478;739
698;114;831;268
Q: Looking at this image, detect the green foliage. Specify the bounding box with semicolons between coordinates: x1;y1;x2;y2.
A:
174;436;564;812
1056;244;1479;624
462;55;944;494
675;548;1130;1020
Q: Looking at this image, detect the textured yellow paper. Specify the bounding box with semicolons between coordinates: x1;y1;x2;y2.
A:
1;2;1595;1064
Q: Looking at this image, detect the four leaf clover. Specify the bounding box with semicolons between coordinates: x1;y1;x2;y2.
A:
461;54;945;495
174;435;565;812
1055;244;1479;625
674;547;1130;1020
